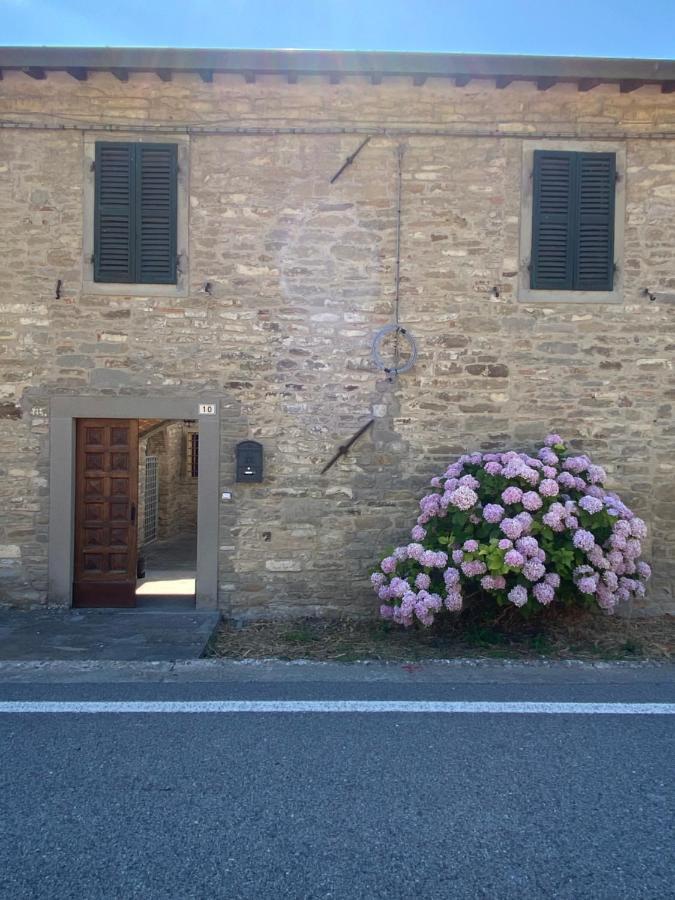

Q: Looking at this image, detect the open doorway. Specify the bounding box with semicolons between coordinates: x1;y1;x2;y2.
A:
135;419;198;609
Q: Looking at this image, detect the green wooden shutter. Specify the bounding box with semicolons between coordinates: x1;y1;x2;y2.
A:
136;144;178;285
530;150;575;290
574;152;615;291
531;150;616;292
94;142;177;285
94;142;135;283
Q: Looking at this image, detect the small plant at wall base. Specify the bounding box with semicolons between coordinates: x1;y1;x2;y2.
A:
372;435;651;627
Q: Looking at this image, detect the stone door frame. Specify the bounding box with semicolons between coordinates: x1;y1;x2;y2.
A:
48;396;221;609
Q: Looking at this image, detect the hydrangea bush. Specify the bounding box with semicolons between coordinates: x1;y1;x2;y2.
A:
372;435;651;627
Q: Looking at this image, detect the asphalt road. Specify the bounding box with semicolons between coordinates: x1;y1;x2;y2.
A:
1;664;674;899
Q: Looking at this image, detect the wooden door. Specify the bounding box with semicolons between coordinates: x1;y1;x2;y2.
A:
73;419;139;608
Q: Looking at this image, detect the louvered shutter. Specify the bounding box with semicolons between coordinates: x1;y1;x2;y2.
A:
94;143;135;283
574;153;615;291
531;149;616;292
136;144;178;284
94;142;177;285
530;151;575;290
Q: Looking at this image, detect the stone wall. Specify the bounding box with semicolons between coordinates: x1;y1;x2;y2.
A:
0;70;673;615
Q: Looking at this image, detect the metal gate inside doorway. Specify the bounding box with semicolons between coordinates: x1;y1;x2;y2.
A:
144;455;159;544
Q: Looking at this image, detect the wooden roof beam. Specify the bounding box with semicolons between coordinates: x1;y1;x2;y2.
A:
23;66;46;79
286;71;298;84
620;79;643;93
156;69;172;82
537;77;557;91
662;82;675;93
578;78;601;92
243;70;256;83
495;76;514;89
198;69;213;82
66;67;88;81
412;74;427;86
329;72;341;84
455;75;471;87
370;72;383;84
111;68;128;81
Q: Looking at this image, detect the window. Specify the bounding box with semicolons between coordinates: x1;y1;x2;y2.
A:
530;150;616;292
189;432;199;478
519;142;624;304
94;142;178;285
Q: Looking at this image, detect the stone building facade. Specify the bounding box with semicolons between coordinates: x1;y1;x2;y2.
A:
0;48;673;616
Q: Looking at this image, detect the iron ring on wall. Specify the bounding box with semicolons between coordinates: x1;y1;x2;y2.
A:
371;324;418;375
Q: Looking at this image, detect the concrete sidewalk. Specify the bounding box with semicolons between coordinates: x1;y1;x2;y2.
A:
0;608;220;661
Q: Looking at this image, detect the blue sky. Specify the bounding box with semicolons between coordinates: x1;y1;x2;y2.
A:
1;0;674;59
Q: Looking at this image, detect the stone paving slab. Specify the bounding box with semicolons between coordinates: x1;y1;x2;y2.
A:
0;609;221;661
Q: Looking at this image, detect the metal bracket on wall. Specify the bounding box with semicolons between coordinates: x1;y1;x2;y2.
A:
645;288;675;304
321;419;374;474
329;136;372;183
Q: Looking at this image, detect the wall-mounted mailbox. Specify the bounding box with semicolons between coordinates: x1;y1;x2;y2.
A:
236;440;263;483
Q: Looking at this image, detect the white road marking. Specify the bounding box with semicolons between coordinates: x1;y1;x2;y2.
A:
0;700;673;715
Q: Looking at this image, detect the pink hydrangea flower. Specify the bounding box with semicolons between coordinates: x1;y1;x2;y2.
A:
463;539;479;552
406;543;425;562
389;577;409;598
504;549;524;568
563;456;590;474
586;465;606;484
500;518;523;540
371;572;385;587
539;479;559;497
515;536;539;557
381;556;396;574
445;591;462;612
533;582;555;605
508;585;528;607
498;538;513;550
415;573;431;590
502;486;523;505
522;491;543;511
449;485;478;511
483;462;502;476
631;518;648;539
411;525;427;541
523;560;546;582
579;496;603;514
380;604;394;619
461;560;487;577
443;567;460;586
516;512;533;533
483;503;505;523
557;471;576;489
545;433;564;446
573;529;595;552
577;576;598;594
636;561;651;580
452;549;464;565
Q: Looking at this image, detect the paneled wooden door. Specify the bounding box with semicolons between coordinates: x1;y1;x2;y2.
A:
73;419;139;607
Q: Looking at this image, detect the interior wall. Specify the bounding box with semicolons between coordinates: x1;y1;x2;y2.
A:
138;421;198;545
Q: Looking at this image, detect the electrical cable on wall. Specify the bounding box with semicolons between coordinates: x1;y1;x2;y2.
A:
371;143;418;381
